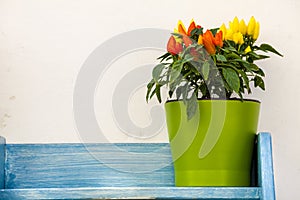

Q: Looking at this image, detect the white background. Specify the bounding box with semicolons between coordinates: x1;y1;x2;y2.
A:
0;0;299;199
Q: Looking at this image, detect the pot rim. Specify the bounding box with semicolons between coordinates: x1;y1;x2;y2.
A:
165;98;260;104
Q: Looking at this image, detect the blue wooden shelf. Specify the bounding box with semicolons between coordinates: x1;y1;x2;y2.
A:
0;132;275;200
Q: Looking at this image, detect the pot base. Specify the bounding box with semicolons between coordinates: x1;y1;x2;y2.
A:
174;170;250;186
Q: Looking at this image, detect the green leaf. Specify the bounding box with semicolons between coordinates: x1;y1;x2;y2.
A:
254;76;265;90
155;84;162;103
238;70;251;93
222;67;240;93
165;56;173;61
210;28;219;36
181;54;194;63
186;92;198;120
169;75;183;98
190;27;203;36
168;90;174;98
187;62;200;75
175;82;189;100
169;61;183;83
199;84;208;98
248;53;270;61
171;32;183;38
216;54;227;62
175;85;183;99
157;52;171;62
226;52;241;60
232;58;248;64
149;87;157;100
226;45;238;53
259;44;283;57
249;63;260;71
257;54;270;60
239;77;245;94
247;51;261;59
182;83;190;102
202;62;210;81
152;64;165;83
146;79;155;102
241;62;258;73
237;91;244;100
256;68;265;77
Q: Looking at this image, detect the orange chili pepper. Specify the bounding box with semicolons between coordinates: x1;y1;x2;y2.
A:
202;30;216;55
167;36;183;55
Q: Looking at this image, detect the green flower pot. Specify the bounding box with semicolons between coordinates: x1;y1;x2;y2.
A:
165;99;260;186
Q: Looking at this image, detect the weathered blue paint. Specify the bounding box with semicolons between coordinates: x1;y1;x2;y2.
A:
5;143;174;189
0;187;261;199
0;132;275;200
0;136;5;189
257;132;276;200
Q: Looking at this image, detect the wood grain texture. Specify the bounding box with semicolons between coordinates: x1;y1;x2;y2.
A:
257;132;276;200
0;187;261;200
0;136;5;189
0;132;275;200
5;143;174;189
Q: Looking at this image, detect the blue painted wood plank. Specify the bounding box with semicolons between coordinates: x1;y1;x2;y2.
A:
0;187;261;200
0;136;5;189
0;132;276;199
5;143;174;189
257;132;276;200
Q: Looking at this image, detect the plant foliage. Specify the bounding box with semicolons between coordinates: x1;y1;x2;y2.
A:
146;17;283;119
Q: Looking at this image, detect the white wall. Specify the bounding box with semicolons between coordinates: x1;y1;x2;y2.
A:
0;0;299;199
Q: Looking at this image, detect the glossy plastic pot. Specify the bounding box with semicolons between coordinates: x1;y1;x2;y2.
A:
165;99;260;186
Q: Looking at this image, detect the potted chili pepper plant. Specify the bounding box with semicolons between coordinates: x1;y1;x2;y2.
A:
146;16;282;186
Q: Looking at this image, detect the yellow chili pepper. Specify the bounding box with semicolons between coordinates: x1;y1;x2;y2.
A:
198;35;203;45
247;16;256;36
174;20;187;35
232;32;244;44
219;23;227;40
239;19;247;35
231;17;239;33
253;22;260;40
225;29;234;41
245;46;251;53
